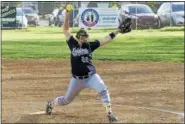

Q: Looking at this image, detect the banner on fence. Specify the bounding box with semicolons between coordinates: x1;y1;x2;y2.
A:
1;6;16;28
79;8;119;28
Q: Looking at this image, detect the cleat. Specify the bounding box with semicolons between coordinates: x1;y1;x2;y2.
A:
46;102;53;115
107;113;118;122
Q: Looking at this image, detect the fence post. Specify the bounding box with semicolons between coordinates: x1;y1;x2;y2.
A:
136;1;138;30
170;1;172;27
22;2;23;30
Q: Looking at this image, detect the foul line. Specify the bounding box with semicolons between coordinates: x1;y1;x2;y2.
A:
112;104;184;117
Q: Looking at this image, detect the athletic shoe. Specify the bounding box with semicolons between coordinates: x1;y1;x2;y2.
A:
46;101;53;115
107;113;118;122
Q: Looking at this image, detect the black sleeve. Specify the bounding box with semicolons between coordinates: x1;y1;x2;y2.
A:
89;40;100;52
66;36;77;50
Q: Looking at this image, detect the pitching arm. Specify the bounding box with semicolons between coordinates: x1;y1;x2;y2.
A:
62;6;72;41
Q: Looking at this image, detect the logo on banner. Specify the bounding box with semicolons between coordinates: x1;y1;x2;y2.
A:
81;9;99;27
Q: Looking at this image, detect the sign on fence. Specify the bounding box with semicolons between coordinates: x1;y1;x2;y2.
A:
79;8;119;28
1;6;16;28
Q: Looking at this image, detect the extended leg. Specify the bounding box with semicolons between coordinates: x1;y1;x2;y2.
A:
46;77;85;114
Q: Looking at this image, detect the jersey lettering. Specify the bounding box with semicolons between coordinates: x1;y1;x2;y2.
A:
72;48;89;57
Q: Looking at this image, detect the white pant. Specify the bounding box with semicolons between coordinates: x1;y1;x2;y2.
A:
65;73;107;103
52;73;110;106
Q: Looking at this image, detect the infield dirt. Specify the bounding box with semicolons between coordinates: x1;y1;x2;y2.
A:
2;60;184;123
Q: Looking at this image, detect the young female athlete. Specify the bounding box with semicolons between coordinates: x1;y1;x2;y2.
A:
46;5;131;122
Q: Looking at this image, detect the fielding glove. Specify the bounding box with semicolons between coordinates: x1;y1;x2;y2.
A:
118;18;132;34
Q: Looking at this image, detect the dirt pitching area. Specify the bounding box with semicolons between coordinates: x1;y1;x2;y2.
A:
2;60;184;123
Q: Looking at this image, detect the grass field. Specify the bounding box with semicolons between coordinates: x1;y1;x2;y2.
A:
2;27;184;62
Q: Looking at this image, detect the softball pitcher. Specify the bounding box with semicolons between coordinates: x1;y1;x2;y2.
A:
46;4;131;122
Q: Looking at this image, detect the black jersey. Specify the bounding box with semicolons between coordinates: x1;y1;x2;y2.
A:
67;36;100;76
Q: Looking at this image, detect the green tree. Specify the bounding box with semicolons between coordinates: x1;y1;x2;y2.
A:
109;2;119;8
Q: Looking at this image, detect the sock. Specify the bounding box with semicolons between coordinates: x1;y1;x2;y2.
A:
104;103;112;115
50;96;69;107
99;90;113;115
50;97;59;106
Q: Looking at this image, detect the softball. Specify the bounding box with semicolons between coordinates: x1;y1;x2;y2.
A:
66;4;73;12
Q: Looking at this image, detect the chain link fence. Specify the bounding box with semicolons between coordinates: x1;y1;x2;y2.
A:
1;1;184;30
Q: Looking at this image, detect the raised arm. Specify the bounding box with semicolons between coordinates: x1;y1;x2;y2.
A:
62;5;73;41
99;18;132;47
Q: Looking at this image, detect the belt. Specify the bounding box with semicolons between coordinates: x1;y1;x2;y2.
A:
73;73;94;80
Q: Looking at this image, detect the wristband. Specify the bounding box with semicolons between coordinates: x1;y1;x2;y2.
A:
109;32;115;39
